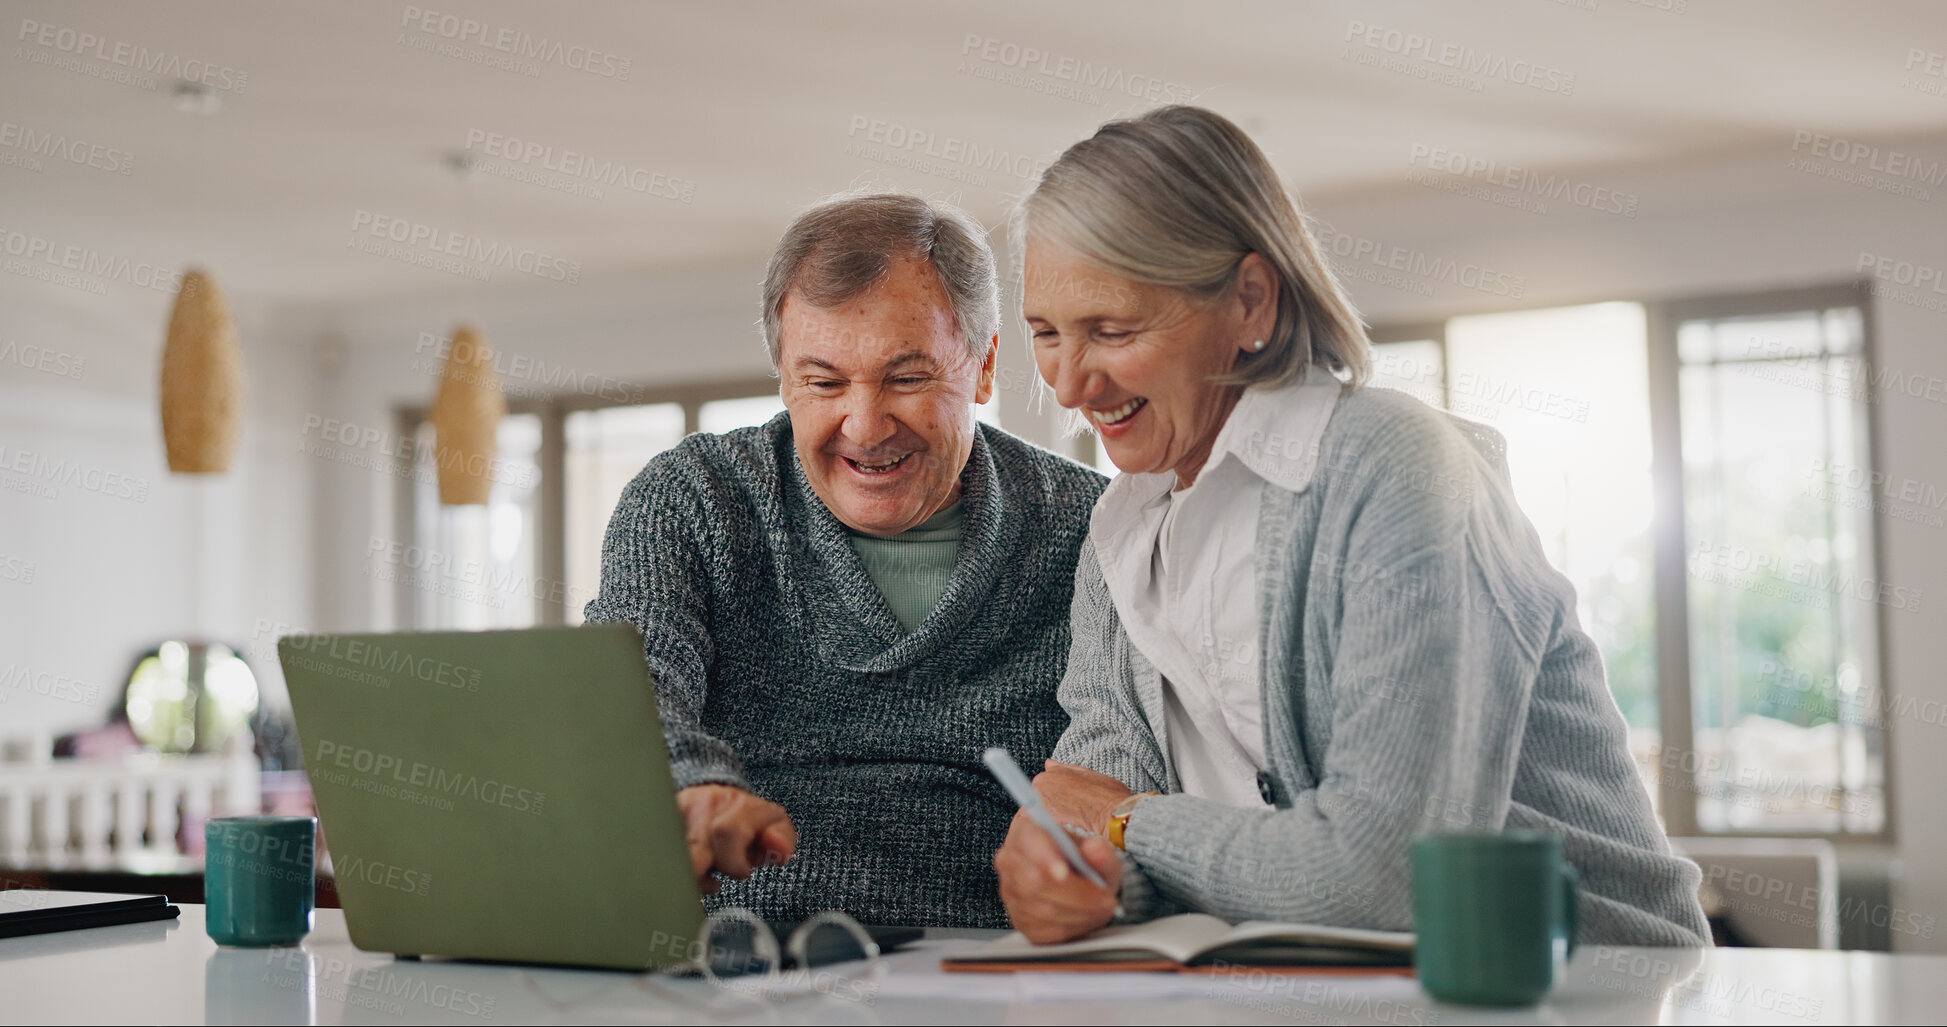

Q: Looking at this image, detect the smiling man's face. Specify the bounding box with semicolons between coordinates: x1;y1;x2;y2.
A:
778;255;997;536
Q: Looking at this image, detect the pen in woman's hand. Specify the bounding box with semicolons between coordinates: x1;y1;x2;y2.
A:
982;747;1111;889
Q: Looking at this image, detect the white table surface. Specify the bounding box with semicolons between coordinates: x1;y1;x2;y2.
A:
2;904;1943;1025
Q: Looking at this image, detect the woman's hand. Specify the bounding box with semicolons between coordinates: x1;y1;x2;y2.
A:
993;810;1123;944
1033;760;1134;834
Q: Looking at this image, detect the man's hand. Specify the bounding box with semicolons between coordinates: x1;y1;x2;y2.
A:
994;810;1123;944
1034;760;1134;835
675;784;797;895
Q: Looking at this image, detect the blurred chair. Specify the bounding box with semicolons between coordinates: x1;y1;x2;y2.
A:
1672;836;1839;949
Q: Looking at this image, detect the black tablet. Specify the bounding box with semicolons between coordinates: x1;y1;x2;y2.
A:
0;890;181;940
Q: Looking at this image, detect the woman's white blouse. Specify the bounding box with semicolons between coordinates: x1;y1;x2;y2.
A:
1087;369;1343;809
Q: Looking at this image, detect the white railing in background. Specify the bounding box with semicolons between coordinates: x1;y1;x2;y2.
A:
0;730;260;869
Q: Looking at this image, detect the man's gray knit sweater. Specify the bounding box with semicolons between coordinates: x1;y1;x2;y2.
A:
584;414;1105;928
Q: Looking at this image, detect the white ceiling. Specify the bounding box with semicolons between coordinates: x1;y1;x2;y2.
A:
4;0;1945;306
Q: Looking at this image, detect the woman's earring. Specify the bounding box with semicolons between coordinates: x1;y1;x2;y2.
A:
1251;339;1267;351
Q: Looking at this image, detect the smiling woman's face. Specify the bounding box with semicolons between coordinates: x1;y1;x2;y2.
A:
778;255;996;536
1024;238;1272;487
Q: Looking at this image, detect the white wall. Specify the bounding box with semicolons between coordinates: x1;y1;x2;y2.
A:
0;275;314;738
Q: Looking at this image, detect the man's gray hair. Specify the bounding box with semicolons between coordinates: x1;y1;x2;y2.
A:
761;193;999;367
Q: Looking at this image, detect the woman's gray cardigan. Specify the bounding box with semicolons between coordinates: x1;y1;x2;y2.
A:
1055;387;1711;947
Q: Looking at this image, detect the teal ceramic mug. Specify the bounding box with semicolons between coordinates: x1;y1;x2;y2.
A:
204;816;316;947
1411;830;1578;1006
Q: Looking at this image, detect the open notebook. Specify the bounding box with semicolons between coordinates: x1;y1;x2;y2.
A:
942;913;1414;974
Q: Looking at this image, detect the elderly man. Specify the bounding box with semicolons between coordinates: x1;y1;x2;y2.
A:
583;193;1104;927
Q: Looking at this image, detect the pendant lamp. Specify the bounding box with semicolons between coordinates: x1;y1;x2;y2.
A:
159;268;243;473
427;323;505;505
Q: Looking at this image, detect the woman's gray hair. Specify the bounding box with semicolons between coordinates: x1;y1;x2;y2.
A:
761;192;999;367
1017;105;1371;389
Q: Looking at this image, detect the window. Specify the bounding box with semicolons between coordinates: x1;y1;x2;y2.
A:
1446;304;1662;812
697;395;786;436
563;404;686;625
1372;286;1886;839
404;413;543;630
399;381;781;629
1662;291;1885;835
1376;308;1663;813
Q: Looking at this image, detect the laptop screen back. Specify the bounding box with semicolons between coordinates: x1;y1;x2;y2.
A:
280;623;703;970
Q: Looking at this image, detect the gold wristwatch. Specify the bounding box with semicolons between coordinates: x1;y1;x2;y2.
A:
1106;792;1159;850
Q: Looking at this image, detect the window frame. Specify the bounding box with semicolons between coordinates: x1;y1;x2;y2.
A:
1647;282;1892;843
395;376;781;628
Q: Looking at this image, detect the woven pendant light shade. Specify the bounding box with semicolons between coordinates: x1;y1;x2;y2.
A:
159;268;244;473
428;323;506;505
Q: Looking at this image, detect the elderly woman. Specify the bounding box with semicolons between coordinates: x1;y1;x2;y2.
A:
993;106;1708;947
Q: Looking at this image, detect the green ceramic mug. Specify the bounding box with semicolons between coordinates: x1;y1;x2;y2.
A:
204;816;316;947
1411;831;1578;1006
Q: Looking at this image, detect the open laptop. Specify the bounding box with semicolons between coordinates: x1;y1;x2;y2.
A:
279;623;914;971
